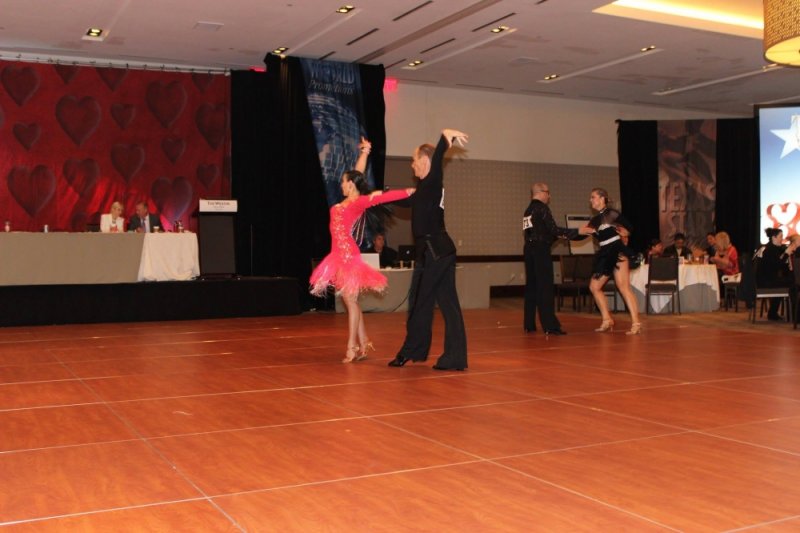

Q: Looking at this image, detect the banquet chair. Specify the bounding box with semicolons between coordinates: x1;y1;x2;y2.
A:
556;255;589;312
750;257;792;324
645;256;680;314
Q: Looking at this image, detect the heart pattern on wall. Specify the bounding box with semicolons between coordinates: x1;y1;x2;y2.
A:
0;60;230;230
161;136;186;164
766;202;800;235
110;103;136;130
1;65;40;107
7;165;56;217
96;67;128;91
195;103;227;149
196;164;219;189
151;176;193;222
111;143;146;183
56;95;102;146
54;65;79;85
146;81;187;129
63;158;100;199
12;122;41;150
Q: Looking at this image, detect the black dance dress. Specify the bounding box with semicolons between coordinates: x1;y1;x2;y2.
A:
588;208;640;278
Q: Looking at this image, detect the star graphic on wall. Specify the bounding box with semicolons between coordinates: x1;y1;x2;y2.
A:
771;114;800;158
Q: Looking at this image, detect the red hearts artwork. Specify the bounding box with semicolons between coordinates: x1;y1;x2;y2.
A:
0;59;230;232
56;95;102;146
1;65;40;106
12;123;40;150
7;165;56;217
766;202;800;236
110;103;136;130
151;176;193;222
146;81;187;129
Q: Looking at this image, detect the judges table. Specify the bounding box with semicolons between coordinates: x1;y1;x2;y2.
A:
629;263;720;313
0;232;199;285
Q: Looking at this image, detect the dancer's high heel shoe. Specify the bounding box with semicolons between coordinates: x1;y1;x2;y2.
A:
342;345;360;363
626;322;642;335
595;319;614;332
355;340;374;361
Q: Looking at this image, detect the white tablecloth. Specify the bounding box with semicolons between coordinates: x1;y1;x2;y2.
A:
630;263;720;313
138;233;200;281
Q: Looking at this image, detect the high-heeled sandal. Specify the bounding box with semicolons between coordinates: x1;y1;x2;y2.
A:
626;322;642;335
355;340;374;361
595;319;614;332
342;345;360;363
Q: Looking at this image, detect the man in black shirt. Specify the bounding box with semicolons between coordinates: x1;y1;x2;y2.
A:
366;233;398;268
389;128;468;371
523;183;574;335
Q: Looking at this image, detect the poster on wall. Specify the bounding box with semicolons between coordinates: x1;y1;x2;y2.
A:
757;104;800;243
656;120;717;249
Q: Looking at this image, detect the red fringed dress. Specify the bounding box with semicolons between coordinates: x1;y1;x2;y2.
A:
310;190;410;298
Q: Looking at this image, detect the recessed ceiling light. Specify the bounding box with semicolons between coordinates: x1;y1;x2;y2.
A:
640;45;656;52
544;74;559;81
407;59;423;67
336;5;355;14
86;28;103;37
273;46;289;55
490;25;509;33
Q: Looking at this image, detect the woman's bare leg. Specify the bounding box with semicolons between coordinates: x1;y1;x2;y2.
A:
342;293;361;362
589;274;612;322
613;257;641;329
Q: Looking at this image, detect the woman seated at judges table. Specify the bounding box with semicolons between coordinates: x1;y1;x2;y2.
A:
709;231;739;283
99;201;125;233
754;227;792;320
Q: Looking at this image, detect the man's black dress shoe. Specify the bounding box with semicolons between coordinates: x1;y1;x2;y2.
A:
388;355;426;367
524;328;536;333
432;365;465;371
544;329;567;335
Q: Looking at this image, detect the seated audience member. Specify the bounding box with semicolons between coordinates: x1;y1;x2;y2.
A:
754;228;792;320
100;201;125;233
784;234;800;258
645;238;664;263
366;232;398;268
705;232;717;257
128;202;161;233
709;231;739;276
663;232;692;260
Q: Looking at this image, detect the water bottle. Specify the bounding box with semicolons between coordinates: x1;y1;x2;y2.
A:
43;224;49;233
176;220;183;233
4;221;9;232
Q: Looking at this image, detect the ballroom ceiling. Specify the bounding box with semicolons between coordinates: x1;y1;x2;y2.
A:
1;0;796;115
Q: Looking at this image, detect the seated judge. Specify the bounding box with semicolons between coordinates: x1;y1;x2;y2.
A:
100;201;125;233
128;202;161;233
645;238;664;264
366;232;398;268
663;232;692;260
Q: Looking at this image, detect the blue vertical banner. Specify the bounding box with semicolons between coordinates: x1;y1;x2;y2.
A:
299;58;372;206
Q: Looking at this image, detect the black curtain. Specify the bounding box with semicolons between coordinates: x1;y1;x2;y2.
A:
716;118;759;255
617;120;659;253
230;56;386;308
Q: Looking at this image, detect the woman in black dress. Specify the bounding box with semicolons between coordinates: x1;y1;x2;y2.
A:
579;188;642;334
754;228;792;320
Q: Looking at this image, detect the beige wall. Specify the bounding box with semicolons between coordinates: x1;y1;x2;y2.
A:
381;83;732;255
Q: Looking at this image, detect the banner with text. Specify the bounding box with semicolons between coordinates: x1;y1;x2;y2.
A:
300;58;371;207
657;120;717;248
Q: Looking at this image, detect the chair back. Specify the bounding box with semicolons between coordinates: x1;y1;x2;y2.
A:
574;255;594;281
559;255;578;282
648;256;678;283
794;257;800;286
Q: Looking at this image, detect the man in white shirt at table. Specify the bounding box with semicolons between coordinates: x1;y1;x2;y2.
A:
128;202;161;233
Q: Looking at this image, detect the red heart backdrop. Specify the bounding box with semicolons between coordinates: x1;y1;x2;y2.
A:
0;60;231;232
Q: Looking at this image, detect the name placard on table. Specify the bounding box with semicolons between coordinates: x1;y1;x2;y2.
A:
199;199;238;213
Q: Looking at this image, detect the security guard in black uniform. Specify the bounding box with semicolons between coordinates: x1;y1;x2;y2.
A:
523;182;575;335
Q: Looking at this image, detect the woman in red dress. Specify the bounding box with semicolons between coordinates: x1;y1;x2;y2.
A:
310;140;414;362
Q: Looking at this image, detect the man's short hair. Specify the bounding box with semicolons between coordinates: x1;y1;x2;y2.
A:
674;232;685;240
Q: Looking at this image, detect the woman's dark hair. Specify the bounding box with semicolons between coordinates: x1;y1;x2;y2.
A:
342;170;370;195
765;227;782;239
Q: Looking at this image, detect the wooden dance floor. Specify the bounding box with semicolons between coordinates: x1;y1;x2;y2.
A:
1;301;799;531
